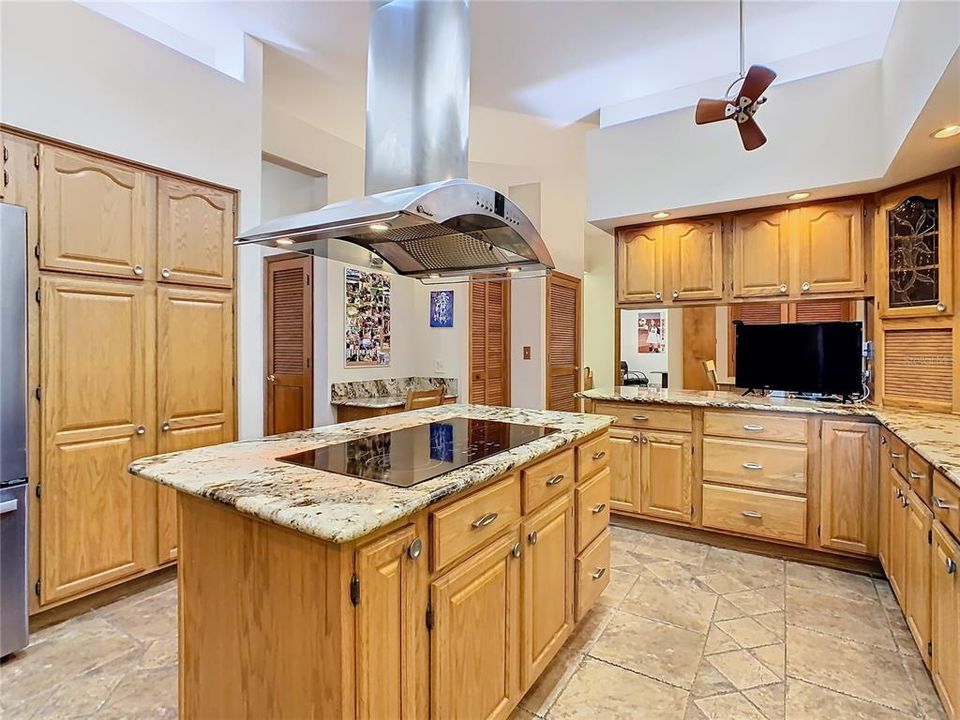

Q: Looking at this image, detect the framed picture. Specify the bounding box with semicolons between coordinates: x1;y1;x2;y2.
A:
344;267;391;367
637;311;666;354
430;290;454;328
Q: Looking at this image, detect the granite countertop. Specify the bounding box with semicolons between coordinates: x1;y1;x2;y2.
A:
129;404;614;545
578;387;960;489
331;393;458;409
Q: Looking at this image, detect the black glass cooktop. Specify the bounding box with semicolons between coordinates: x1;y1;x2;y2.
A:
276;417;558;487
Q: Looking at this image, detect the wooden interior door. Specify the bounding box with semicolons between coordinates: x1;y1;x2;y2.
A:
157;177;234;288
265;255;313;435
617;226;664;303
40;276;151;603
819;420;878;556
682;306;717;390
639;430;693;524
732;209;790;298
796;200;864;295
470;280;510;406
546;273;581;411
156;286;235;563
667;219;723;302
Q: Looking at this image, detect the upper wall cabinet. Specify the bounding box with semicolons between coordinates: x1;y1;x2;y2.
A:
732;209;790;298
796;199;865;296
667;219;723;302
617;226;664;304
157;178;235;288
39;146;147;280
878;177;953;318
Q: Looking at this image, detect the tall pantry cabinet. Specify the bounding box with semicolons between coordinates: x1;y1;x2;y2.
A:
1;129;236;611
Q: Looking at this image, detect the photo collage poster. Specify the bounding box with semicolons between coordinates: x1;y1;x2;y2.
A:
344;267;391;367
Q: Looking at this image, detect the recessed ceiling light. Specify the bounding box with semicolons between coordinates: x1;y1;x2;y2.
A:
276;238;294;246
369;222;391;232
932;124;960;139
787;192;811;201
652;211;670;219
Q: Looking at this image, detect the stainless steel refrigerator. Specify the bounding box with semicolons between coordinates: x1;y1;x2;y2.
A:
1;202;29;657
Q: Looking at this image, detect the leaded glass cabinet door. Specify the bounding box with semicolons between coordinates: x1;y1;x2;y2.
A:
879;177;953;318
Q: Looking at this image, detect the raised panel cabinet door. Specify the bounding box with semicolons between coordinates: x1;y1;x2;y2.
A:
157;177;234;287
40;276;151;604
819;420;878;556
878;445;892;574
639;431;693;524
889;472;908;603
797;200;865;295
609;428;642;514
521;494;574;690
156;287;235;563
904;490;933;665
666;218;723;302
931;523;960;720
732;209;790;298
617;226;664;303
38;146;146;279
356;524;427;720
431;531;521;720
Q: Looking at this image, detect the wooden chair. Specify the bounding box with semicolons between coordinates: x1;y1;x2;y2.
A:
702;360;719;390
405;386;445;411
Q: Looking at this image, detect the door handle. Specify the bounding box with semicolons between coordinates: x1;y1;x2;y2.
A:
266;374;276;383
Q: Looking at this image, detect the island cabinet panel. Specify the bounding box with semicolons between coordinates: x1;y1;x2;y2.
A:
520;494;574;689
666;218;723;302
878;459;894;575
702;484;808;544
355;523;427;720
575;528;610;620
888;471;909;603
38;146;147;280
904;489;933;666
732;208;790;298
819;420;878;556
39;276;152;604
639;430;693;524
702;437;807;494
931;523;960;720
617;225;664;304
608;427;641;513
431;531;522;720
157;177;234;288
796;200;865;295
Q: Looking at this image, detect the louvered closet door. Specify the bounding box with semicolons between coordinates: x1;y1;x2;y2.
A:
470;280;510;406
546;273;581;412
265;255;313;434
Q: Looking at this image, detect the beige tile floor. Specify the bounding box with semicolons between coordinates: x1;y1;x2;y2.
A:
0;524;946;719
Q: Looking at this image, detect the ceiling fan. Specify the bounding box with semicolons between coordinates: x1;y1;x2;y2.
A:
695;0;777;151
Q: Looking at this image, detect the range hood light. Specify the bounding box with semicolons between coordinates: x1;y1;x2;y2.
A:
506;267;520;273
368;222;391;232
276;238;294;247
429;273;441;279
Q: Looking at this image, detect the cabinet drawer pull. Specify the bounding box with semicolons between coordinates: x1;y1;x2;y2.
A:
947;558;957;575
546;474;565;486
631;415;649;422
471;512;498;529
592;450;606;460
408;538;422;560
592;503;606;514
743;424;764;432
741;510;763;519
934;496;958;510
742;462;763;470
890;452;904;459
591;567;606;580
909;471;923;480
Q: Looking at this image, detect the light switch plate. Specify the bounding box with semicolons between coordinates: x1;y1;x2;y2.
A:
523;346;532;360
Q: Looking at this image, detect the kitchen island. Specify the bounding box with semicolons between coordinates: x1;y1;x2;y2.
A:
129;404;614;720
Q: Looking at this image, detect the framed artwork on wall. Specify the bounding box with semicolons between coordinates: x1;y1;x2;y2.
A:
637;311;666;353
430;290;454;328
344;267;391;367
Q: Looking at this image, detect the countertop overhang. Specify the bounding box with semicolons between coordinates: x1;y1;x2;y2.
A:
129;404;614;544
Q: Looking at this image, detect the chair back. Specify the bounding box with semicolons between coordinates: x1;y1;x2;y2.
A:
405;386;445;411
702;359;719;390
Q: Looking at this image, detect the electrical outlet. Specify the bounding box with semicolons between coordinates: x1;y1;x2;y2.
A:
434;359;444;374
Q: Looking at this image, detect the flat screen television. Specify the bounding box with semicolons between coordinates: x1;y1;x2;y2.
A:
734;321;863;398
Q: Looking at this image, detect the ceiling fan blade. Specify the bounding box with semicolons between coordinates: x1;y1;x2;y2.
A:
737;117;767;151
695;98;730;125
738;65;777;102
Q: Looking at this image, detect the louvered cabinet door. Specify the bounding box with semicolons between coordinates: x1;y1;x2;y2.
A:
265;255;313;434
470;280;510;406
156;286;235;563
732;209;790;298
546;273;581;411
882;327;954;411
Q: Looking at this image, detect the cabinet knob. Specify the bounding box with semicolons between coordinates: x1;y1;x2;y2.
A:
640;436;648;444
408;538;422;560
135;425;146;435
512;543;522;558
161;268;172;279
947;558;957;574
778;283;787;293
161;421;171;432
132;265;144;276
631;435;640;443
654;291;662;301
936;303;946;313
801;281;811;292
672;290;680;299
528;531;538;545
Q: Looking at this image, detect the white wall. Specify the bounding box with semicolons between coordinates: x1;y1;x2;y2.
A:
583;226;615;389
260;159;327;222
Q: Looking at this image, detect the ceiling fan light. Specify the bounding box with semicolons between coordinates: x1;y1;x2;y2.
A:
787;192;811;201
932;125;960;139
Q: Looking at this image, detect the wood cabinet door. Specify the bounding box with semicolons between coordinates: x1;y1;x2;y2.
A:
39;146;146;280
356;524;427;720
521;495;574;690
732;209;790;298
904;490;933;665
155;286;235;563
617;226;664;304
40;276;151;603
889;472;908;603
796;200;864;295
431;531;521;720
157;177;234;288
639;431;693;524
878;447;893;574
819;420;878;556
931;523;960;720
666;219;723;302
609;427;641;514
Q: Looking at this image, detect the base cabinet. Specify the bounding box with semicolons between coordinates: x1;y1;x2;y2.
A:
639;431;693;524
932;524;960;720
819;420;878;556
904;490;933;666
888;471;909;603
609;428;641;513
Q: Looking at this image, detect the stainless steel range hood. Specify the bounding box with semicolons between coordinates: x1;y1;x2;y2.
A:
236;0;554;280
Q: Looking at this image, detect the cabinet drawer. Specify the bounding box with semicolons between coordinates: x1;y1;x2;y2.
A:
594;403;692;432
702;484;807;544
907;451;932;503
575;529;610;621
702;438;807;494
886;433;909;478
932;471;960;538
703;411;807;444
576;468;610;552
577;433;610;480
522;449;574;513
430;475;521;572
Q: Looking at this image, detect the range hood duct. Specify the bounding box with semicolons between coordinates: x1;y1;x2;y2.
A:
236;0;554;280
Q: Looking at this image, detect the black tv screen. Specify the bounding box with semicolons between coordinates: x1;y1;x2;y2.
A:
735;321;863;397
